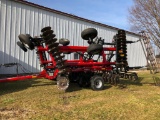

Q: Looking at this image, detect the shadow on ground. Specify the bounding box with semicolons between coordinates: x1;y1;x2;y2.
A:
117;77;144;89
0;78;56;96
66;83;82;92
66;82;113;92
0;76;146;95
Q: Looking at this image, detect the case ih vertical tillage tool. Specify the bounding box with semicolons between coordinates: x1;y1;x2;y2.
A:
0;27;138;91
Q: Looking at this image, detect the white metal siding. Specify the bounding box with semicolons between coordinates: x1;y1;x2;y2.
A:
0;0;146;74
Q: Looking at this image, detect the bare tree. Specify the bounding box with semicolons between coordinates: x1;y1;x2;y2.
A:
128;0;160;48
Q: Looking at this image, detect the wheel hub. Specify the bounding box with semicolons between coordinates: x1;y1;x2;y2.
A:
95;80;102;88
57;77;69;90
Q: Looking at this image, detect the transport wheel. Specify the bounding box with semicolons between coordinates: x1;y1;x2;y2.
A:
81;28;98;40
17;41;27;52
90;75;104;91
18;34;35;50
59;38;70;46
87;44;103;55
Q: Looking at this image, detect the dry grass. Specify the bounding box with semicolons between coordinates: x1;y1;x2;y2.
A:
0;70;160;120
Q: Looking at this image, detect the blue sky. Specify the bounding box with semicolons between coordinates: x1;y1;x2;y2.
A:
27;0;133;30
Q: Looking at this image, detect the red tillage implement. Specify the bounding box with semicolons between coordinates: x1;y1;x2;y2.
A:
0;27;138;91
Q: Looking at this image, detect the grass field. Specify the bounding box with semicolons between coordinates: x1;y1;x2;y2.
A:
0;70;160;120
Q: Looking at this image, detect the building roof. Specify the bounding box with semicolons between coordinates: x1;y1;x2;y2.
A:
13;0;139;36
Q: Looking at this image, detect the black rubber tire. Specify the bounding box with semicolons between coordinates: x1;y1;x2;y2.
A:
17;41;27;52
81;28;98;40
18;34;35;50
59;38;70;46
87;44;103;55
90;76;104;91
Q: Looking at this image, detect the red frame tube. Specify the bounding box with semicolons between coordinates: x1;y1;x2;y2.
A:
37;46;116;52
0;75;41;83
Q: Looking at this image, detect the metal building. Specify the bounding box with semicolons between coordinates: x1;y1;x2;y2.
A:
0;0;146;74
